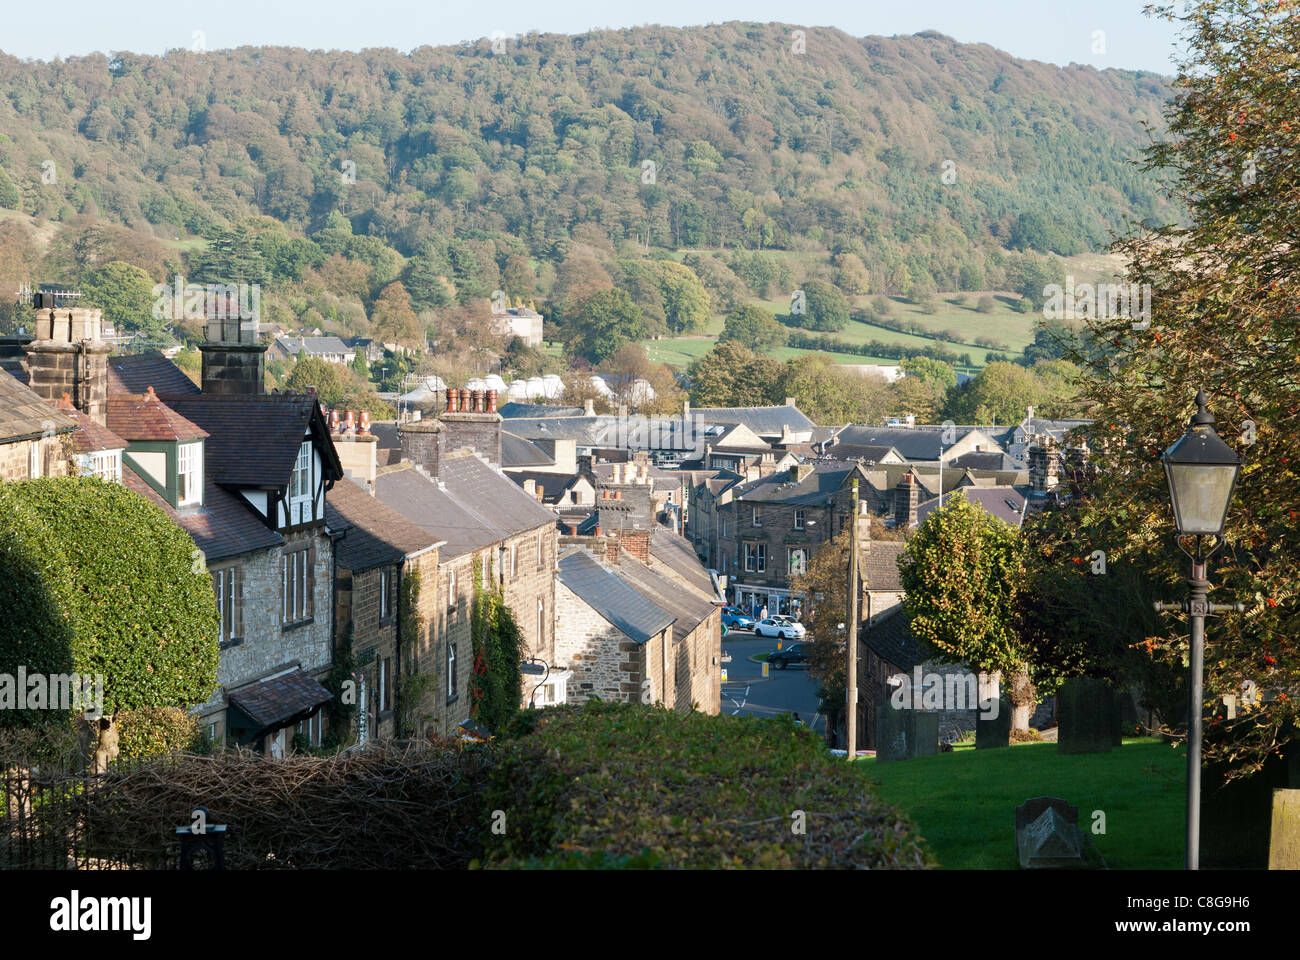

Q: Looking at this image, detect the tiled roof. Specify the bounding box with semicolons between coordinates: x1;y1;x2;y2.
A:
162;392;341;489
557;549;675;645
950;450;1018;472
502;431;555;468
228;668;332;730
275;335;351;355
499;402;584;419
614;556;716;645
106;353;201;397
122;466;283;562
819;442;902;463
649;527;719;599
733;461;863;507
861;609;932;672
327;477;440;571
690;405;815;437
863;540;906;593
507;470;582;505
915;486;1028;528
107;389;209;442
56;397;127;453
0;369;76;442
375;454;556;559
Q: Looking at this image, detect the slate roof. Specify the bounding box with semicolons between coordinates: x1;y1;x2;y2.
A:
327;477;440;571
690;405;815;438
502;431;555;469
861;609;932;672
0;370;76;442
500;402;584;419
818;442;904;463
557;549;676;645
228;668;332;730
950;450;1019;472
649;527;721;600
915;486;1028;528
275;335;352;356
107;389;210;443
732;461;863;507
507;470;583;505
162;393;340;489
863;540;906;593
375;454;557;559
122;466;283;562
833;425;991;461
614;557;716;646
106;353;201;397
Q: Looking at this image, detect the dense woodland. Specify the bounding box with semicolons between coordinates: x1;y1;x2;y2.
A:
0;23;1173;419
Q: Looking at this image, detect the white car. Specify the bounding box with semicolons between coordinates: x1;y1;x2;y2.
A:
753;617;806;640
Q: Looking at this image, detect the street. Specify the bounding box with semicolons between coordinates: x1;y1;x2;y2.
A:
720;629;824;736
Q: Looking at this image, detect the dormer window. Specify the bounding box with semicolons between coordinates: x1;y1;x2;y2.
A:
289;440;312;524
177;442;203;506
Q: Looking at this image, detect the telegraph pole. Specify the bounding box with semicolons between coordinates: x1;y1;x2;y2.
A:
846;478;860;758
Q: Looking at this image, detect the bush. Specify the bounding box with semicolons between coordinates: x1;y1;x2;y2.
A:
481;700;933;869
976;295;997;314
115;707;202;761
1010;728;1043;743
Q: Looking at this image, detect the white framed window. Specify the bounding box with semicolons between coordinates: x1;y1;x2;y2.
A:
752;506;761;527
536;530;544;569
789;547;809;577
793;509;806;530
290;440;312;523
29;442;41;479
744;541;767;573
378;657;389;712
511;544;518;578
447;641;457;698
177;442;202;506
281;546;315;624
212;566;243;643
379;568;391;620
537;597;544;646
448;566;457;613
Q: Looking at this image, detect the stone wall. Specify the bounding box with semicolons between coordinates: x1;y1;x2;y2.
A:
555;581;644;702
0;434;71;481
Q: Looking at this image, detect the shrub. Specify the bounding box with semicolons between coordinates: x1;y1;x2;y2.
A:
976;295;997;313
481;700;933;869
1010;728;1043;743
115;707;202;761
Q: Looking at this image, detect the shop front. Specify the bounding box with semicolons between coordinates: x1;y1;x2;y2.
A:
731;584;804;620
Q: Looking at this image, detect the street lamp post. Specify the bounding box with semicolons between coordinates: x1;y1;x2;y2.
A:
1153;390;1243;871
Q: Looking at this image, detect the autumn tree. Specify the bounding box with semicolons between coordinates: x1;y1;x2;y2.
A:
687;341;780;408
1059;0;1300;778
371;281;423;346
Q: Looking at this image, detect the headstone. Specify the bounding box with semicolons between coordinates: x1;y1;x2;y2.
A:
1057;678;1114;755
975;697;1012;750
1202;741;1299;868
1269;789;1300;870
875;704;940;763
1015;797;1089;868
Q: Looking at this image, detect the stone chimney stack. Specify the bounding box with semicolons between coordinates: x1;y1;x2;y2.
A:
440;387;503;466
23;296;111;425
401;418;444;478
583;398;595;417
893;473;919;528
199;314;267;396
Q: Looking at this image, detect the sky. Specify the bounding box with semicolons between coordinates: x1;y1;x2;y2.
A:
1;0;1188;73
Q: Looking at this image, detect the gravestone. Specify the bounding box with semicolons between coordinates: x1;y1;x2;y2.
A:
1015;797;1093;868
1269;789;1300;870
1202;742;1300;868
975;697;1011;750
1057;678;1114;755
875;704;940;763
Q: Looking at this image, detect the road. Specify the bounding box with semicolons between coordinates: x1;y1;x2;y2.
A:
720;629;825;737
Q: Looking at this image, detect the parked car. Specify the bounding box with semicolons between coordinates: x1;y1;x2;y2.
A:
768;642;810;669
754;617;806;640
721;607;755;630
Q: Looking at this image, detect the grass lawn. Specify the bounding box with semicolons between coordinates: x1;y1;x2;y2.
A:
860;738;1185;869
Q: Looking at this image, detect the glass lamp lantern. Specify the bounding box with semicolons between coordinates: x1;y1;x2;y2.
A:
1160;390;1241;536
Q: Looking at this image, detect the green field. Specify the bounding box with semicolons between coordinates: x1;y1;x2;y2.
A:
860;738;1185;869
